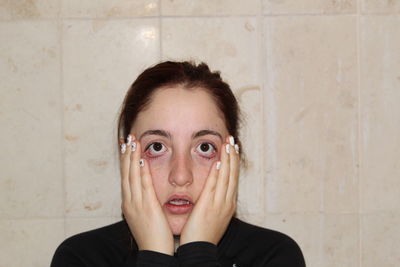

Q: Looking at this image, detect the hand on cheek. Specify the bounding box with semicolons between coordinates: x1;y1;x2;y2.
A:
120;135;174;255
180;136;240;246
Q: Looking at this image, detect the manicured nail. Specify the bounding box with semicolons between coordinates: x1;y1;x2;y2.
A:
120;143;127;154
139;159;144;167
216;161;221;170
234;144;240;154
229;136;235;146
127;135;132;145
131;141;136;152
225;144;230;154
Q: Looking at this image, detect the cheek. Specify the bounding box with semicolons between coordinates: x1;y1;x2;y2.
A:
192;157;219;186
146;157;170;201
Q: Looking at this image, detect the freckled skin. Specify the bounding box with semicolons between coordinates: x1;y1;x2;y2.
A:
131;86;229;235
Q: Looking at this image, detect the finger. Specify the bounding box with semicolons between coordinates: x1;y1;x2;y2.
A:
139;158;154;191
226;142;240;202
200;160;220;199
214;141;231;204
139;158;166;208
129;138;142;200
120;136;132;202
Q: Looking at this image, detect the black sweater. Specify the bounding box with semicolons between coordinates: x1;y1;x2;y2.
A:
51;217;306;267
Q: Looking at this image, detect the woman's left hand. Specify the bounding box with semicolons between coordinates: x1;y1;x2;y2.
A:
180;136;240;245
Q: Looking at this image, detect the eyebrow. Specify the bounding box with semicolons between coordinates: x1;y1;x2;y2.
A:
193;130;223;141
139;129;223;141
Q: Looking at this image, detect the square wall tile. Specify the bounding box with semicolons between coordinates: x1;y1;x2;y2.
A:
362;0;400;14
62;19;160;217
0;219;65;267
162;17;263;214
264;213;321;267
0;21;63;218
61;0;158;18
161;0;261;16
162;17;260;92
323;214;359;267
360;16;400;213
263;16;358;213
0;0;60;19
361;213;400;267
263;0;356;14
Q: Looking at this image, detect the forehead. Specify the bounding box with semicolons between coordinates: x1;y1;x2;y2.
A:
132;86;227;135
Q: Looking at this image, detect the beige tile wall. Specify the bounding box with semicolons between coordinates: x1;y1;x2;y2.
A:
0;0;398;266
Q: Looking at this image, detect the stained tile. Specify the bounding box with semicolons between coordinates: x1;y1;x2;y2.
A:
263;0;356;14
61;0;158;18
263;16;358;213
360;16;400;213
65;217;122;238
63;19;160;217
361;213;400;267
162;17;263;214
362;0;400;14
0;0;60;19
236;87;265;215
0;219;64;267
161;0;260;16
0;21;63;218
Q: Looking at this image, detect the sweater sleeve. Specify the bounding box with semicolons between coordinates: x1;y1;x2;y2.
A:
50;244;87;267
176;241;221;267
256;237;306;267
135;250;177;267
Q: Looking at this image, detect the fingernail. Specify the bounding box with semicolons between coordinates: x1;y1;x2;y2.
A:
120;143;126;154
131;141;136;152
234;144;240;154
225;144;230;154
127;135;132;145
139;159;144;167
229;136;235;146
216;161;221;170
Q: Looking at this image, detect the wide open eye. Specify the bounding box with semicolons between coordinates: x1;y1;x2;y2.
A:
196;142;217;158
146;142;167;157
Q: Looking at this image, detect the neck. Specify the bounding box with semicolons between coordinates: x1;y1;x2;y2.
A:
174;235;180;252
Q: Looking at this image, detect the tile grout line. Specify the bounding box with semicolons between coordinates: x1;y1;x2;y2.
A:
258;0;266;224
158;0;162;61
357;0;362;266
0;12;380;23
58;0;67;239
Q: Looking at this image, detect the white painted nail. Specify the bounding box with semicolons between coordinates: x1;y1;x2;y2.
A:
139;159;144;167
225;144;230;154
234;144;240;154
229;136;235;146
131;141;136;152
120;143;126;154
216;161;221;170
127;135;132;145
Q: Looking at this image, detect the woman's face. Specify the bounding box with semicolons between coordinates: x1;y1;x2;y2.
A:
131;86;229;235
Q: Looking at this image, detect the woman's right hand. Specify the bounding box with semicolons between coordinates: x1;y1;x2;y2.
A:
120;135;174;255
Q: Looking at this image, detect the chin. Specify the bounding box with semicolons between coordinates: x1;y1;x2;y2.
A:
166;214;189;235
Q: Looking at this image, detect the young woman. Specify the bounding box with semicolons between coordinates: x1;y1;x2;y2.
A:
51;61;306;267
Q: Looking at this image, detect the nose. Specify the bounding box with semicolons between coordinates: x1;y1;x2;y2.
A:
168;153;193;187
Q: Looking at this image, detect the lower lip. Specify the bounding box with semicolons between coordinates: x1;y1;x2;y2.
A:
164;203;193;214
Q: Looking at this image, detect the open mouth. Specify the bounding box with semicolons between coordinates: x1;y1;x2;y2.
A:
164;195;194;214
168;199;191;206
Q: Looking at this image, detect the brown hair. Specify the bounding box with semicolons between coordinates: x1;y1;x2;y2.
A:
117;61;244;163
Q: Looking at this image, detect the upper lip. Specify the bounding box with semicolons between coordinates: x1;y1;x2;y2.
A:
166;193;193;204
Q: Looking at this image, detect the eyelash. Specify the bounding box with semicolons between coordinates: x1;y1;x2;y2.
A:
144;142;218;160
